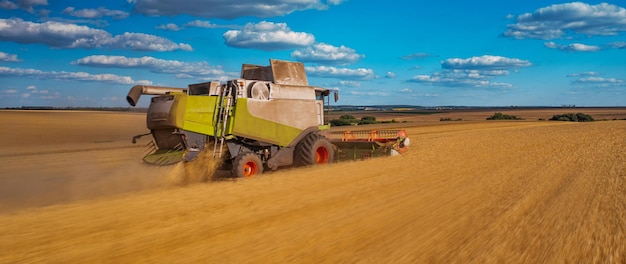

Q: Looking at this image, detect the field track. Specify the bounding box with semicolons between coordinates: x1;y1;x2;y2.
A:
0;111;625;263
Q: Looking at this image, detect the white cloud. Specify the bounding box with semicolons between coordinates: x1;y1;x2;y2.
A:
567;72;600;77
326;0;344;5
21;0;46;10
574;77;624;86
395;88;439;98
0;18;192;52
0;51;20;62
385;72;396;78
185;20;217;28
544;42;601;52
223;21;314;51
63;6;129;19
305;65;374;80
441;55;531;70
0;66;152;85
156;20;238;31
505;2;626;39
408;55;531;89
156;23;181;31
291;43;363;65
0;18;107;47
569;72;625;89
1;87;62;101
0;0;47;13
544;42;558;49
610;41;626;49
132;0;340;19
408;71;513;89
74;55;235;81
104;32;193;51
24;85;49;95
401;52;436;60
179;43;193;51
0;0;18;10
338;80;360;87
348;90;389;97
39;16;109;27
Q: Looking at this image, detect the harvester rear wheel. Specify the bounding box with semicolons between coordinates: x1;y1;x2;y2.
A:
295;133;334;166
232;153;263;178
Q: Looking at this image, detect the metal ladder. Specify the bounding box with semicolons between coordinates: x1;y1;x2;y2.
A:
213;84;233;158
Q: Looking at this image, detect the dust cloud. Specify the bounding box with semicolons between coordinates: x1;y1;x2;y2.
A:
167;145;226;186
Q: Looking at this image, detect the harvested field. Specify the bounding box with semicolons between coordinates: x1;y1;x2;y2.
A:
0;110;625;263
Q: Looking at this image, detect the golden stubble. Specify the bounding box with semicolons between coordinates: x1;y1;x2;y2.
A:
0;110;625;263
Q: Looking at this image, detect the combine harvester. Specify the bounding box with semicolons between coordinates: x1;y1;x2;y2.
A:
126;59;409;178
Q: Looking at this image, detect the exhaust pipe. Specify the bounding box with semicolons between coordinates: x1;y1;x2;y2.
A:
126;85;187;106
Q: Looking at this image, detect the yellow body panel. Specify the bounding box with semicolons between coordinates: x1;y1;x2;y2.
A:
180;95;220;136
172;94;318;147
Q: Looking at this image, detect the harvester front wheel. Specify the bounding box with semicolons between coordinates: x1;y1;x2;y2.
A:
232;153;264;178
295;133;334;166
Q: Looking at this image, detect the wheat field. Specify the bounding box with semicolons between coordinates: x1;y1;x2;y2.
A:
0;110;625;263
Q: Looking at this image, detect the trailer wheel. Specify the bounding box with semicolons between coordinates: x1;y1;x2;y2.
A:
232;153;263;178
295;133;334;166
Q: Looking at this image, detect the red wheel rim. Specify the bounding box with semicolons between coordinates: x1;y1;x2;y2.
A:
243;161;258;178
315;147;329;164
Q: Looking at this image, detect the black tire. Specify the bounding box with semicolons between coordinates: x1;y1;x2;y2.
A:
294;133;334;166
232;153;264;178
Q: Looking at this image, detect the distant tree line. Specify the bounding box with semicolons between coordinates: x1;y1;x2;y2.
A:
330;114;399;126
486;112;523;120
484;112;596;122
549;113;594;122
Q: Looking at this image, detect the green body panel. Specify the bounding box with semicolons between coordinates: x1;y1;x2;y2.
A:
170;94;313;147
178;94;223;136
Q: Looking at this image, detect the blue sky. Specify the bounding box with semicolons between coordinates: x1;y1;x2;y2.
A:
0;0;625;107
